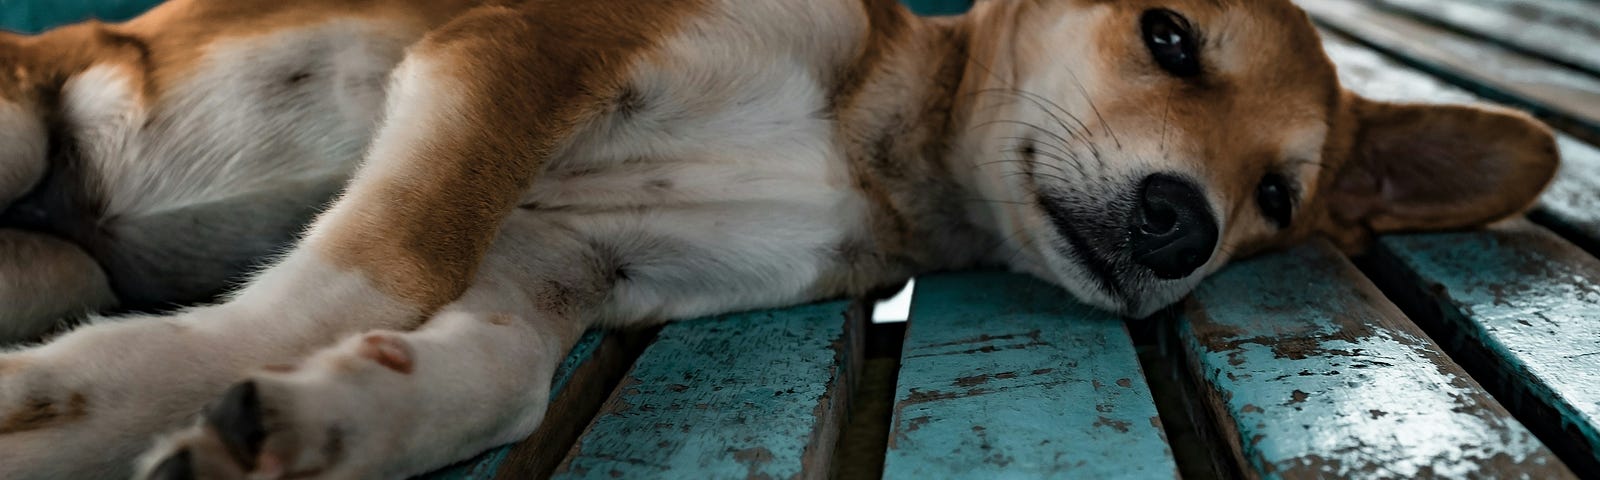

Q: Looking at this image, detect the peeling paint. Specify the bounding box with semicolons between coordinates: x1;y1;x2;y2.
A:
1182;243;1569;478
883;273;1176;479
552;302;854;480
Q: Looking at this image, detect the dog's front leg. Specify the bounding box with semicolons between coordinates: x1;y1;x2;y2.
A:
0;5;677;478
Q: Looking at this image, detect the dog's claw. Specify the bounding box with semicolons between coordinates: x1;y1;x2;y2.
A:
205;381;266;470
147;449;196;480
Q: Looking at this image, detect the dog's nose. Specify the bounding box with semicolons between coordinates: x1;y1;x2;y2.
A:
1130;174;1218;279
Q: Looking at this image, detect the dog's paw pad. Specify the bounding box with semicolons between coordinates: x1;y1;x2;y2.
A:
145;449;196;480
204;381;267;470
356;333;413;374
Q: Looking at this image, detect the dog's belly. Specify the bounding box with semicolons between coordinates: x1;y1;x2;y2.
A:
507;29;881;323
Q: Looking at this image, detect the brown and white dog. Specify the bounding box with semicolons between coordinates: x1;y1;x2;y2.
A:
0;0;1559;478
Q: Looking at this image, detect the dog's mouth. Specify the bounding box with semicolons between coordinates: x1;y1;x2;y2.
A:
1035;191;1140;314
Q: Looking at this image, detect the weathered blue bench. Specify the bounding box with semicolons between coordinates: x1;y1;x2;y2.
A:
9;0;1600;478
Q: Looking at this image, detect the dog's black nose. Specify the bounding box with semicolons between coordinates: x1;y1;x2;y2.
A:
1130;174;1218;279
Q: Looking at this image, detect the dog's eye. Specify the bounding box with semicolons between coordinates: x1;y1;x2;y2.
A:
1256;173;1294;228
1140;9;1200;78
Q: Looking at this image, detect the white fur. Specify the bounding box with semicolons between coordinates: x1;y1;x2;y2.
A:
68;21;405;223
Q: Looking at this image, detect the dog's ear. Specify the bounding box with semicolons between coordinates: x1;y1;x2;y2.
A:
1317;95;1559;249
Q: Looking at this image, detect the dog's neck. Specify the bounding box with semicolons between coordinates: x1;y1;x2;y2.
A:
834;1;1024;276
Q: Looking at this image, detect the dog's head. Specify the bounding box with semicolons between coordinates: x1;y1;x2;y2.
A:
961;0;1558;317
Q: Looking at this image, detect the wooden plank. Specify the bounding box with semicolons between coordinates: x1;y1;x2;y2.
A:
1320;29;1600;256
1364;219;1600;473
1298;0;1600;144
902;0;971;16
882;273;1177;479
1180;241;1574;479
0;0;163;33
552;301;863;480
418;330;622;480
1369;0;1600;76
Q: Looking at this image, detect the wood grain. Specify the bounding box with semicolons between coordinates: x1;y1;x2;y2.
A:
1369;0;1600;76
1365;219;1600;473
882;273;1177;479
1299;0;1600;144
1181;242;1574;479
551;301;863;480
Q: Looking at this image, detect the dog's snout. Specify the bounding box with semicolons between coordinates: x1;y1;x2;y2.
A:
1131;174;1217;279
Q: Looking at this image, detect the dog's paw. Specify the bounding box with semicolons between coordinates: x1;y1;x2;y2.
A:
0;313;260;479
139;332;423;480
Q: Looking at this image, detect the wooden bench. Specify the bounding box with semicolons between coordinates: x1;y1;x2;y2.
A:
8;0;1600;478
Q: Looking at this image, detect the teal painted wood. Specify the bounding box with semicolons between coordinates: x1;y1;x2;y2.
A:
1369;0;1600;76
1297;0;1600;143
0;0;163;33
1319;30;1600;255
419;330;608;480
552;301;858;480
1372;220;1600;468
882;273;1177;480
1180;242;1573;478
902;0;971;16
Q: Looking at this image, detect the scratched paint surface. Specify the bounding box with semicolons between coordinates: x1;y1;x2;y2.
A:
1378;221;1600;465
552;301;853;480
1182;242;1570;479
419;330;608;480
1371;0;1600;75
1299;0;1600;139
883;273;1176;479
1321;30;1600;251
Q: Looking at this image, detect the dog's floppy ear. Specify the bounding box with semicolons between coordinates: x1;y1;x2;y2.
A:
1318;95;1559;248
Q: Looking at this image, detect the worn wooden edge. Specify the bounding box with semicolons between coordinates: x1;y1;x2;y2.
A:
1316;27;1600;261
1128;314;1249;480
1179;241;1575;479
550;301;863;480
823;300;873;479
1300;0;1600;146
1354;222;1600;475
883;272;1178;479
488;329;657;480
1366;0;1600;77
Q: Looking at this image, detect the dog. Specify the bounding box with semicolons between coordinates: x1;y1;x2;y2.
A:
0;0;1559;478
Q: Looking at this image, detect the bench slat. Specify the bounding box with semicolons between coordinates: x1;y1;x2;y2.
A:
883;273;1177;479
1297;0;1600;143
1368;220;1600;471
552;301;861;480
1369;0;1600;76
1319;30;1600;256
0;0;162;34
1181;242;1574;478
420;330;612;479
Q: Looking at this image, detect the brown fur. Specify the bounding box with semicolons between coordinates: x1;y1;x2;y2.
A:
0;392;86;435
316;1;711;310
